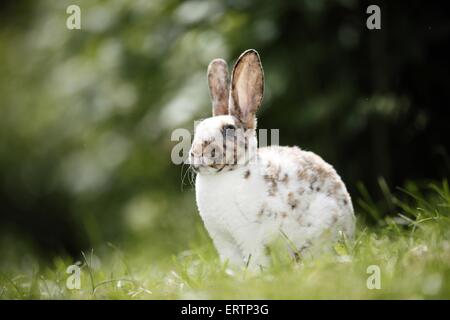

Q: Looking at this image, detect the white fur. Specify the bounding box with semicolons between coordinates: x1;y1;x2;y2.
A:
195;145;355;269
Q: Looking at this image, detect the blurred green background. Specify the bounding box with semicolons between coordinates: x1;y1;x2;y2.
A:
0;0;449;260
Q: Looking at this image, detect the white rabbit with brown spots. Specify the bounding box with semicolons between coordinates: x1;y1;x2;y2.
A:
189;49;355;269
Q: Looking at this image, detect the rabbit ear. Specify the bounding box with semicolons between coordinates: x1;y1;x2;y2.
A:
229;49;264;129
207;59;230;116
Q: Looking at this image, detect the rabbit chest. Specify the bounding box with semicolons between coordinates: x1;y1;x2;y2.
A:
195;164;271;243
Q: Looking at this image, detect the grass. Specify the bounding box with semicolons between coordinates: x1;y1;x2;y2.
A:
1;180;450;299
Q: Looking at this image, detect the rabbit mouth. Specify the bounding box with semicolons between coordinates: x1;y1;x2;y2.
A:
191;163;227;174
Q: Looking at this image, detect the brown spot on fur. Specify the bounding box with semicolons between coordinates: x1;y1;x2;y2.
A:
266;161;281;180
309;175;318;190
264;176;278;196
244;170;251;179
287;192;299;210
332;214;338;224
327;180;342;197
315;165;332;181
295;153;336;194
264;161;289;196
296;216;304;225
297;169;310;181
202;139;213;148
263;162;281;196
281;212;288;218
281;173;289;185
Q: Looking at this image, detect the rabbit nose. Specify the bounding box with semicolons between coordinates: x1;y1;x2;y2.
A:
191;144;203;157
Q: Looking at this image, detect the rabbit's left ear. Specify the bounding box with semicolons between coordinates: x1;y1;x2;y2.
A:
229;49;264;129
208;59;230;116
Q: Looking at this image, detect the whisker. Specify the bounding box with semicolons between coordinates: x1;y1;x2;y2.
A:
180;162;190;192
189;166;197;187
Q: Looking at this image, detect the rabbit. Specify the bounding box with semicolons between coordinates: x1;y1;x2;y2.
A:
188;49;355;270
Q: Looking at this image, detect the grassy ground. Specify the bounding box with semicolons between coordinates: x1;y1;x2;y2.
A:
1;180;450;299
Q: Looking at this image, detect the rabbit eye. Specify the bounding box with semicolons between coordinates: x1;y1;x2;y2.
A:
222;124;236;135
223;124;235;130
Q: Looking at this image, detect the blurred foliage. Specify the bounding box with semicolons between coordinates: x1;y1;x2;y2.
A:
0;0;449;257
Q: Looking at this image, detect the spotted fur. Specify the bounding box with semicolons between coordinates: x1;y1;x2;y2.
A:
190;50;355;270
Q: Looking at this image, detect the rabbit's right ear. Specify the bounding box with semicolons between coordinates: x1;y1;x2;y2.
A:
207;59;230;116
229;49;264;129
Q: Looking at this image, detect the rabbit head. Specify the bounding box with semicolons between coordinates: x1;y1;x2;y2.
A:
189;49;264;174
